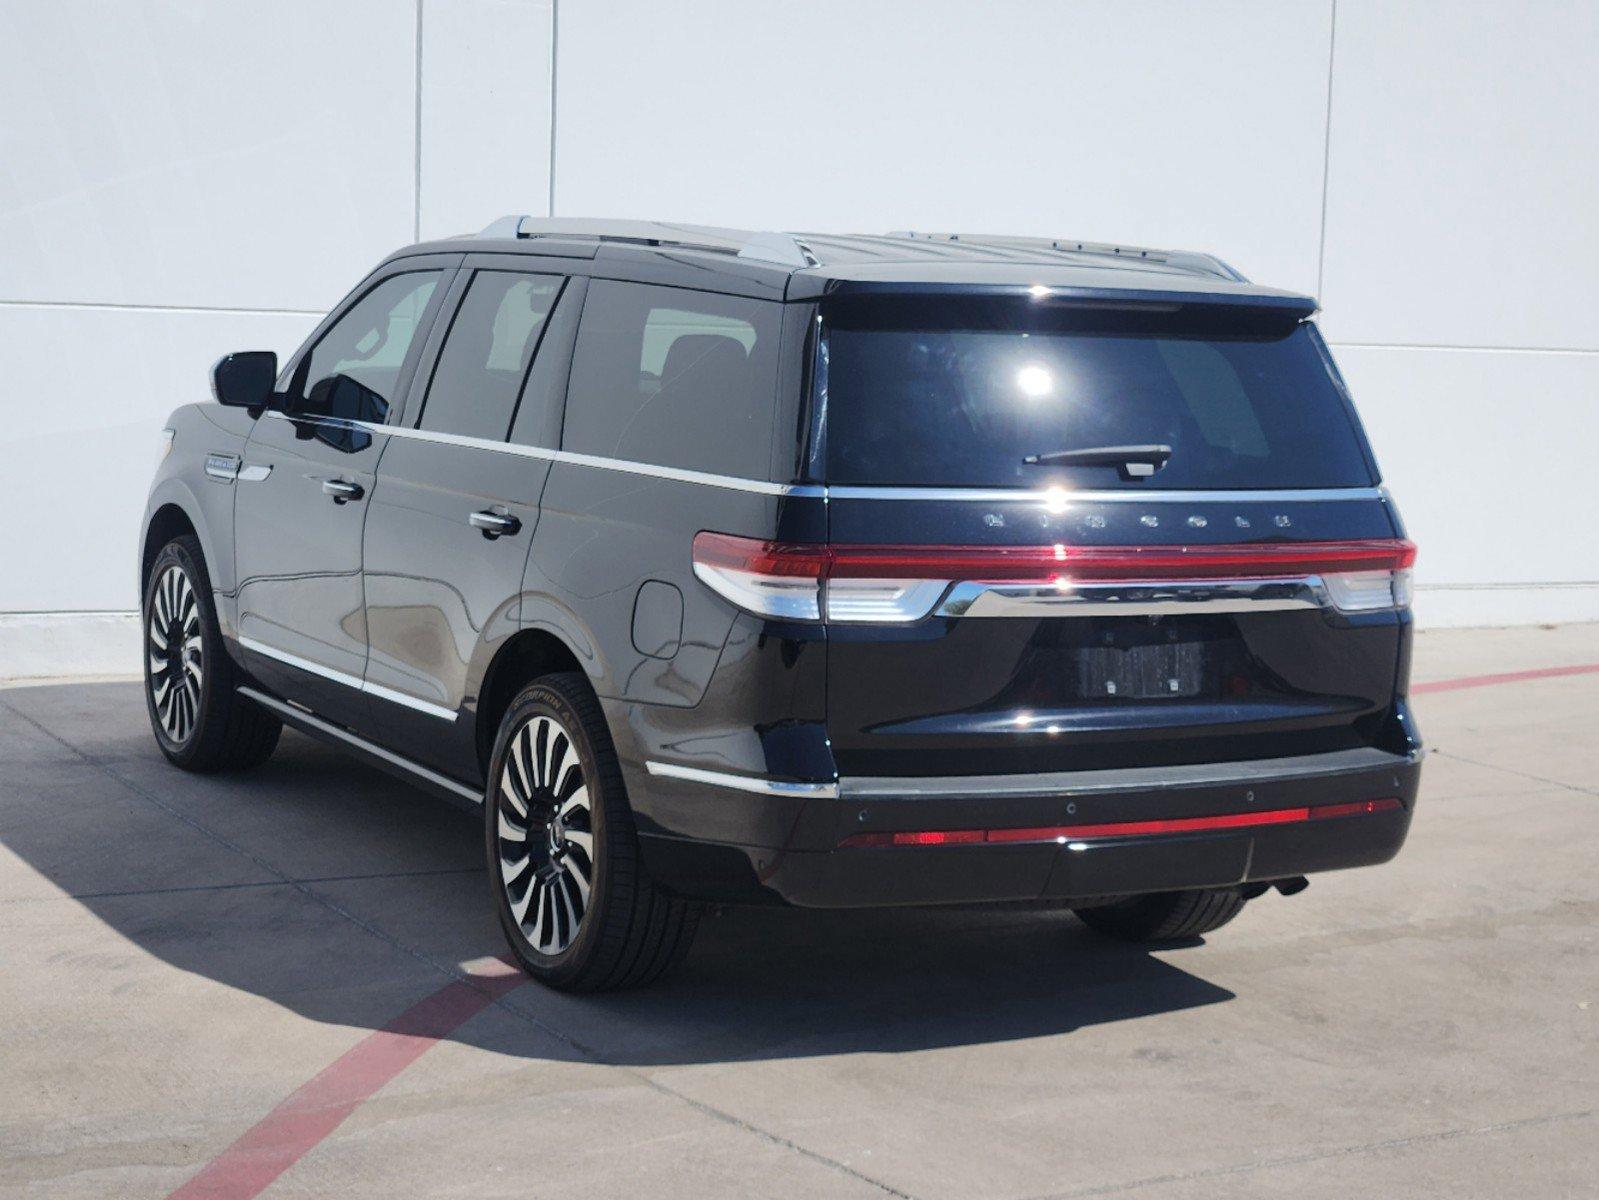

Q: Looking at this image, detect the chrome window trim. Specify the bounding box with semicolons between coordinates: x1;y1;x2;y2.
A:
238;635;459;722
259;413;1383;505
822;485;1388;503
263;411;822;497
646;760;840;798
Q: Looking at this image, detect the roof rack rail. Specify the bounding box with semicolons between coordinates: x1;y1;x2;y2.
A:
737;231;818;268
474;215;817;268
885;231;1246;281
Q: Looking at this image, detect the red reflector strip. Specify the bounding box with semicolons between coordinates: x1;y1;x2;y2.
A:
693;532;1416;584
838;797;1402;849
1307;797;1403;820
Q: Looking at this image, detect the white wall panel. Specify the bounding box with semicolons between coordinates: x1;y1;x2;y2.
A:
418;0;553;239
0;305;318;613
1334;343;1599;624
1319;3;1599;349
0;0;417;313
553;0;1334;295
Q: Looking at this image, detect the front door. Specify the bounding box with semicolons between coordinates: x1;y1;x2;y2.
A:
362;268;583;782
234;267;450;728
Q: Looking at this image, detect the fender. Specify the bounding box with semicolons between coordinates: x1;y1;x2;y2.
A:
141;403;256;643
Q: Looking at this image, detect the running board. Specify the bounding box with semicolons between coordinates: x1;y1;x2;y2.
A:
236;686;482;808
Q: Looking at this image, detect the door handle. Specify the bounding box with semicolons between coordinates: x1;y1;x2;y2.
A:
469;510;521;539
322;478;364;503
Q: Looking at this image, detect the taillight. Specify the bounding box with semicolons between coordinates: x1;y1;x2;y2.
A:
689;534;827;620
691;533;1417;622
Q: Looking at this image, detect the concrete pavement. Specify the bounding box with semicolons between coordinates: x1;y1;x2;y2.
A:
2;624;1596;1198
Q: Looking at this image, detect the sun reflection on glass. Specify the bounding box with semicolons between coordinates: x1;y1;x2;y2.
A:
1015;364;1053;398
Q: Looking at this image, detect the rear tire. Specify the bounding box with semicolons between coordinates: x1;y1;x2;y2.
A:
143;535;281;772
486;672;699;991
1073;887;1247;942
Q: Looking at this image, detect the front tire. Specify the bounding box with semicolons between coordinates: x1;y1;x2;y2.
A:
1073;887;1248;942
486;673;698;991
142;535;281;772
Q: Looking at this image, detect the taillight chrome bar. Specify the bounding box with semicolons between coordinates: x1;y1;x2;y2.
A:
692;533;1416;623
934;577;1326;618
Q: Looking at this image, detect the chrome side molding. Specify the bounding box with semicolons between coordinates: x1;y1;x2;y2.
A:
237;635;458;721
203;453;240;482
237;686;480;804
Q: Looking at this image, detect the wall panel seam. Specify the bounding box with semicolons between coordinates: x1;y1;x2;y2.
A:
1314;0;1337;299
0;300;323;317
1328;341;1599;357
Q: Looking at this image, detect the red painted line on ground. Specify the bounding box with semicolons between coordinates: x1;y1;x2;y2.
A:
164;659;1599;1198
1411;662;1599;695
167;960;527;1200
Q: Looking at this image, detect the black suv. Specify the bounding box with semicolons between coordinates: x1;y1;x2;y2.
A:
141;218;1422;990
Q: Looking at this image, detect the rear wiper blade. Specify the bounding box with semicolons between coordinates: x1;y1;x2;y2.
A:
1023;444;1173;479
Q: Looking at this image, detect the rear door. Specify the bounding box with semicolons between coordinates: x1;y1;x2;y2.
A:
813;291;1413;779
234;265;450;728
361;266;585;783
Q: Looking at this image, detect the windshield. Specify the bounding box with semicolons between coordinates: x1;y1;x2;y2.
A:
813;295;1377;490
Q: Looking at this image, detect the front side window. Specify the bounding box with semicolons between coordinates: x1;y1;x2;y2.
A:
297;271;442;424
419;272;564;440
562;280;781;478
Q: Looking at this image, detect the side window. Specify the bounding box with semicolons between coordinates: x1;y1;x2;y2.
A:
419;271;564;440
297;272;442;424
561;280;781;477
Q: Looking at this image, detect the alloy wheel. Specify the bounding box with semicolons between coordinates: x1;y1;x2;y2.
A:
147;564;203;744
495;714;594;955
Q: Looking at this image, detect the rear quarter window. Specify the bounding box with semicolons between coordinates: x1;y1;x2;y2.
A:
561;280;781;478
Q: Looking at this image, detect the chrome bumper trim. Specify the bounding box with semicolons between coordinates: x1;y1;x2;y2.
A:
840;747;1423;801
646;761;840;798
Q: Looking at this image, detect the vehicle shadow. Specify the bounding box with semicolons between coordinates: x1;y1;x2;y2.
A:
0;681;1235;1068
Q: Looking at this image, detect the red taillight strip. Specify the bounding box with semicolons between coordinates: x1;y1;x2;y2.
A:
837;797;1402;848
693;532;1415;583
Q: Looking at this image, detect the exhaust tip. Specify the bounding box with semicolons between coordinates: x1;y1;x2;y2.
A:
1275;876;1310;897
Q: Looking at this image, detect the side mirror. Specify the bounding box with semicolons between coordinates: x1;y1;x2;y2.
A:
211;351;278;410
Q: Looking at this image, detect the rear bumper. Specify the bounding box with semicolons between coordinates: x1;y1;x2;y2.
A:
635;746;1421;907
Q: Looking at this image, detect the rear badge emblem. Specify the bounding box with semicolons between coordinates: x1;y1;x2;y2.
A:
1186;515;1208;528
1140;514;1159;528
1084;514;1107;529
1273;514;1293;528
1234;515;1252;528
983;512;1005;528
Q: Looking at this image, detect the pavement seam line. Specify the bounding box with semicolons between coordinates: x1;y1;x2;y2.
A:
1024;1107;1598;1199
0;698;915;1200
1431;748;1599;799
60;867;483;901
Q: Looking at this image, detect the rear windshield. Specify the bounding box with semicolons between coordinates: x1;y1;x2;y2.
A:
814;296;1376;490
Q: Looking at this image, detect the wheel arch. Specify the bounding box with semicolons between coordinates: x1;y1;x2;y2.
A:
141;502;201;594
476;628;590;778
